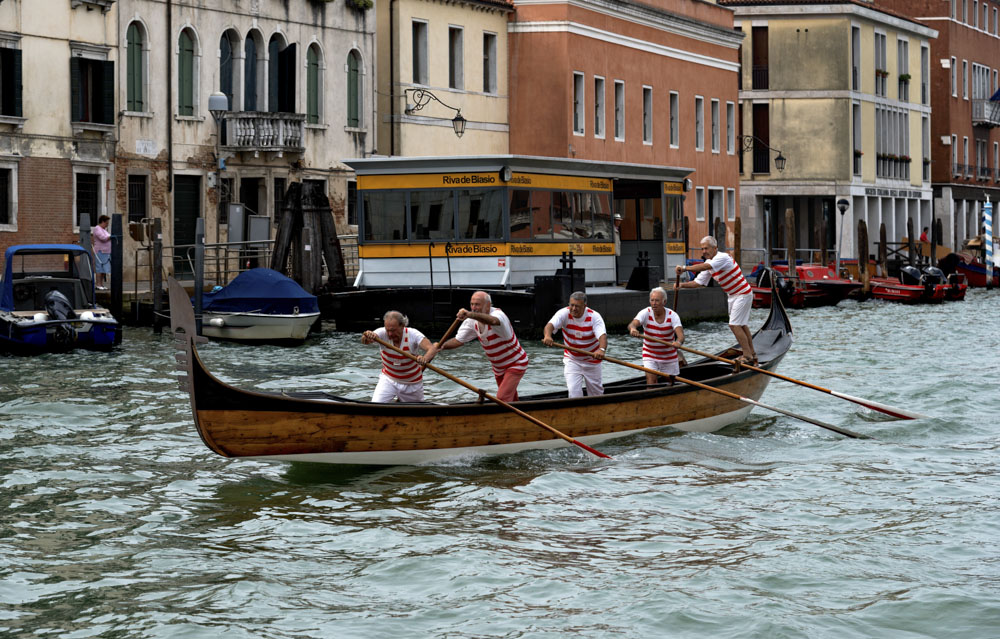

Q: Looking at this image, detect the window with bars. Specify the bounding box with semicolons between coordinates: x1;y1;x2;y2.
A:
0;168;10;225
127;175;147;224
76;173;100;228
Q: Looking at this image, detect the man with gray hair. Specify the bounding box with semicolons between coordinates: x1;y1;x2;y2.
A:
676;235;757;364
543;291;608;397
424;290;529;402
361;310;436;402
629;287;684;385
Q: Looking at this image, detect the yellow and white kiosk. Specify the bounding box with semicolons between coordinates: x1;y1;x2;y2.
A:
345;156;691;289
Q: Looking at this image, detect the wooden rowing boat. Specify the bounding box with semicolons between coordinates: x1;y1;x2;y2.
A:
169;276;794;465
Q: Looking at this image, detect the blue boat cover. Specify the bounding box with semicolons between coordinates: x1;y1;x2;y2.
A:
201;268;319;315
2;244;92;311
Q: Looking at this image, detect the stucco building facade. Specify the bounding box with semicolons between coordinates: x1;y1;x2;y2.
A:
880;0;1000;250
722;0;936;265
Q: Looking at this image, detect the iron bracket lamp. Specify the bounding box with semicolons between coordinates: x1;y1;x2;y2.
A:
404;88;467;138
740;134;786;172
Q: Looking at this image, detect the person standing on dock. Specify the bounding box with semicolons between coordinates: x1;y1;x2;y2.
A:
93;215;112;290
543;291;608;397
424;291;529;402
676;235;757;365
628;287;684;385
362;310;436;403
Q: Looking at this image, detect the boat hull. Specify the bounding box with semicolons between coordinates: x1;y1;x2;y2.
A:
201;311;319;342
870;278;946;303
0;313;119;354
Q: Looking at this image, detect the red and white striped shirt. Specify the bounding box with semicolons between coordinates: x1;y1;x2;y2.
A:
456;307;529;374
634;307;682;363
548;306;606;364
694;251;752;297
376;326;426;384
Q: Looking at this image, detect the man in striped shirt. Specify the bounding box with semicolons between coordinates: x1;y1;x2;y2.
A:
676;235;758;365
628;287;684;385
425;291;529;402
362;310;436;402
543;291;608;397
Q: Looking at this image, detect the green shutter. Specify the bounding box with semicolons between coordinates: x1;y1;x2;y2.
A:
127;24;142;111
101;60;114;124
347;52;359;127
307;46;318;124
70;57;82;122
179;31;193;116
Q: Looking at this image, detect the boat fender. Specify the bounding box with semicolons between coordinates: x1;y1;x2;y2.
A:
209;317;226;327
293;306;300;316
32;312;47;323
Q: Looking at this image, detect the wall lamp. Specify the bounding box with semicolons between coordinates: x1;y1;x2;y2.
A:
404;88;467;138
741;134;786;172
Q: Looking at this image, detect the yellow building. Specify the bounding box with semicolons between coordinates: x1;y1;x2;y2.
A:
376;0;512;156
723;1;937;265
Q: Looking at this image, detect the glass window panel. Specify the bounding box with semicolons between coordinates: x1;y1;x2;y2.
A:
531;190;554;239
590;193;612;240
409;190;454;240
552;191;575;239
639;198;662;240
363;191;407;241
509;189;532;239
664;196;683;240
457;189;504;240
615;199;638;241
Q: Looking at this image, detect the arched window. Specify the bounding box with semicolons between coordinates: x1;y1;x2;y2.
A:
244;33;259;111
178;29;195;115
126;22;145;111
347;50;361;128
306;44;321;124
268;34;295;113
219;32;236;109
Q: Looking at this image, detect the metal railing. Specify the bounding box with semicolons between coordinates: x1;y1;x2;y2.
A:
971;99;1000;127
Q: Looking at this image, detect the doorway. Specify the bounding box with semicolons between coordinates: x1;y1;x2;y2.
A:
614;180;664;284
173;175;201;277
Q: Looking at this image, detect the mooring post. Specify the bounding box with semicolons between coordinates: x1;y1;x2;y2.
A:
153;218;163;334
879;222;888;278
785;209;797;280
858;219;870;295
195;217;205;336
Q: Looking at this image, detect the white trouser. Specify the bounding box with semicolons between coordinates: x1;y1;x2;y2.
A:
728;292;752;326
643;358;679;377
372;374;425;403
563;356;603;398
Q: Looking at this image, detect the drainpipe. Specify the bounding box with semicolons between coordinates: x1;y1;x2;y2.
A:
167;0;173;194
389;0;395;155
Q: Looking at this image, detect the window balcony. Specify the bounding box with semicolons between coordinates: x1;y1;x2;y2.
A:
218;112;306;156
971;99;1000;128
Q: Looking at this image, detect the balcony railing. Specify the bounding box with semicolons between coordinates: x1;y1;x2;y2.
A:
978;164;991;180
219;112;306;154
971;99;1000;128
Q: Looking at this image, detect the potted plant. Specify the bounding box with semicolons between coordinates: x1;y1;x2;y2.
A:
899;73;911;82
345;0;372;10
854;149;864;158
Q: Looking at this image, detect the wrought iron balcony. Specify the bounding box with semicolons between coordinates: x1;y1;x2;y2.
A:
219;112;306;155
971;99;1000;128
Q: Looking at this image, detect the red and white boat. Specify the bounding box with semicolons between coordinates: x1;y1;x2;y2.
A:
870;266;947;304
752;262;861;309
939;251;999;288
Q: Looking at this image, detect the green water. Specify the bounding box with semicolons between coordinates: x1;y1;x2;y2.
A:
2;290;999;638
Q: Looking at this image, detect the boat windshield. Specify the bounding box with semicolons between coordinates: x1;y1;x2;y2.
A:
9;251;95;305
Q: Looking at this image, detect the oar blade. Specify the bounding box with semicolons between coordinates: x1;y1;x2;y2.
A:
831;391;929;420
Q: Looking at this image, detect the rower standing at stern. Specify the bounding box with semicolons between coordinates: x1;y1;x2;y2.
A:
676;235;757;365
362;310;436;402
543;291;608;397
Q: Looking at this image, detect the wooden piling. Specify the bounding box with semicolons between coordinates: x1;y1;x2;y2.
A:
785;208;797;279
906;217;916;265
858;219;870;294
734;216;742;267
879;223;888;277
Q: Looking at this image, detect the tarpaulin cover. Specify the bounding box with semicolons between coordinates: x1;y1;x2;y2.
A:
201;268;319;315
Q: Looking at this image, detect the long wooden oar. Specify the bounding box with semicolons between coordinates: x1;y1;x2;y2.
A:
422;316;463;370
673;270;681;311
371;335;612;459
639;333;927;420
556;341;872;440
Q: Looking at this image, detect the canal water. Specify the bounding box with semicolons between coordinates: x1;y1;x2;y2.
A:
2;290;999;638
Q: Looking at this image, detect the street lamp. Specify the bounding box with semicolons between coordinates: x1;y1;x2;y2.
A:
741;134;786;173
405;88;467;138
208;92;229;247
836;198;850;276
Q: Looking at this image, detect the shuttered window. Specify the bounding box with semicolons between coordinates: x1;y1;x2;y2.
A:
347;51;361;127
0;48;22;117
70;57;114;124
126;23;144;111
306;45;319;124
178;30;194;116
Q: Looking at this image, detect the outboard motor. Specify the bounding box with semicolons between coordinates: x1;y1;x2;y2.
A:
899;265;922;285
43;290;77;349
922;266;945;285
947;272;964;286
44;290;77;321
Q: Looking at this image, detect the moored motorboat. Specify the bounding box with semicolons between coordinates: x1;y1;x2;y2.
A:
199;268;320;343
938;251;999;288
0;244;120;354
169;275;794;465
751;262;860;309
870;266;946;304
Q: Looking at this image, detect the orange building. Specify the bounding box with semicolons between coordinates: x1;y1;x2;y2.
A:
508;0;743;279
